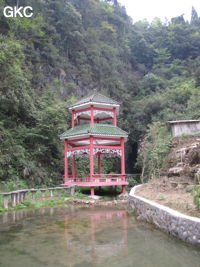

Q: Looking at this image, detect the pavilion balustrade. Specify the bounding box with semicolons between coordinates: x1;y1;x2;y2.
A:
66;174;126;183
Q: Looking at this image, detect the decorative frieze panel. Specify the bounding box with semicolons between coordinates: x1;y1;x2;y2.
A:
94;148;121;157
74;110;114;119
67;149;89;158
74;110;91;119
94;110;114;118
67;148;122;158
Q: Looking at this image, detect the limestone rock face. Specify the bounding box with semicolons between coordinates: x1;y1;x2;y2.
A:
168;166;185;176
166;137;200;183
185;185;194;192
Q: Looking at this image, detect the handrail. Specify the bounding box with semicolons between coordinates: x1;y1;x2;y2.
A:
68;174;126;178
65;175;127;183
0;185;76;209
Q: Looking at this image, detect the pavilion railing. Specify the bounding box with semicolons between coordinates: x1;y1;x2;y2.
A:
66;174;127;183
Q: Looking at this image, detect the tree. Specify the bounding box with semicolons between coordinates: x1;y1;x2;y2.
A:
191;6;199;23
1;0;200;184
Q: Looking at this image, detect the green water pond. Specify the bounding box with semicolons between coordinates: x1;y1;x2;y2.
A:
0;205;200;267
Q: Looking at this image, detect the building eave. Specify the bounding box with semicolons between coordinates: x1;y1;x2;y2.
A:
68;102;120;112
60;132;128;141
168;120;200;124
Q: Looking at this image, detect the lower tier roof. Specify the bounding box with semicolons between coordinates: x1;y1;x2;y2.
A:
59;123;128;140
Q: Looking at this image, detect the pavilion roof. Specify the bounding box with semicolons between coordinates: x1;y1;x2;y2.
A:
68;93;119;110
59;124;128;140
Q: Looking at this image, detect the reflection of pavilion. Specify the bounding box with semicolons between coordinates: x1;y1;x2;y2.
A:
64;209;128;262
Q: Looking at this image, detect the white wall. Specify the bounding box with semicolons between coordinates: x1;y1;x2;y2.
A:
171;122;200;137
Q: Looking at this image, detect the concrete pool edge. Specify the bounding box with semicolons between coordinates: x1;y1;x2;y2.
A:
129;185;200;246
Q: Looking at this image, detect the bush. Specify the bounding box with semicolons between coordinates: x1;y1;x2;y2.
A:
137;122;172;182
127;174;140;191
0;179;28;192
193;185;200;210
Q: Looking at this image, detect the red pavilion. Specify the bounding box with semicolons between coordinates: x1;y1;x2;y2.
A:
60;93;128;195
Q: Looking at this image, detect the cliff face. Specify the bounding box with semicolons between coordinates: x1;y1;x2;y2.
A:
166;137;200;183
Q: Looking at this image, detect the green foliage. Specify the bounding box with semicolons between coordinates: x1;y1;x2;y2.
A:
0;94;73;186
191;6;199;24
73;191;89;199
193;186;200;210
127;175;140;191
137;122;172;182
1;0;200;187
0;179;28;192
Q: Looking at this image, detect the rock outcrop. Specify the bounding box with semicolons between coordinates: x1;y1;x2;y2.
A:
166;137;200;183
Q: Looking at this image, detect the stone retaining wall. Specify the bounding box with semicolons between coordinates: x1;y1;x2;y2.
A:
129;185;200;246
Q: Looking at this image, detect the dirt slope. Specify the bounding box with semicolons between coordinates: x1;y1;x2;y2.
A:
136;137;200;218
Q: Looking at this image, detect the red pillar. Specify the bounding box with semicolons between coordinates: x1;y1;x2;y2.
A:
64;140;68;184
113;107;117;126
91;187;95;196
120;137;125;178
98;153;101;175
72;110;75;128
91;105;94;125
72;155;76;179
90;136;94;180
122;185;126;193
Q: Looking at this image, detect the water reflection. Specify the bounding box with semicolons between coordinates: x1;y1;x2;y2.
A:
0;206;200;267
64;209;128;261
1;207;58;224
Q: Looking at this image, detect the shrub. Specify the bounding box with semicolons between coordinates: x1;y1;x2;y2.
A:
0;179;28;192
137;122;172;182
193;185;200;210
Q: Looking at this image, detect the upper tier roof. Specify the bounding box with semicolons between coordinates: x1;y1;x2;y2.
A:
68;93;120;111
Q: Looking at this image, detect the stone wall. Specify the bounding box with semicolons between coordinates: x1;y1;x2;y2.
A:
129;185;200;246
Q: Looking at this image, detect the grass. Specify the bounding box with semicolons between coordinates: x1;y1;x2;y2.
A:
157;193;165;200
193;185;200;210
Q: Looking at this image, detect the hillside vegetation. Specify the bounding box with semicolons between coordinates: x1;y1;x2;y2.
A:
0;0;200;187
